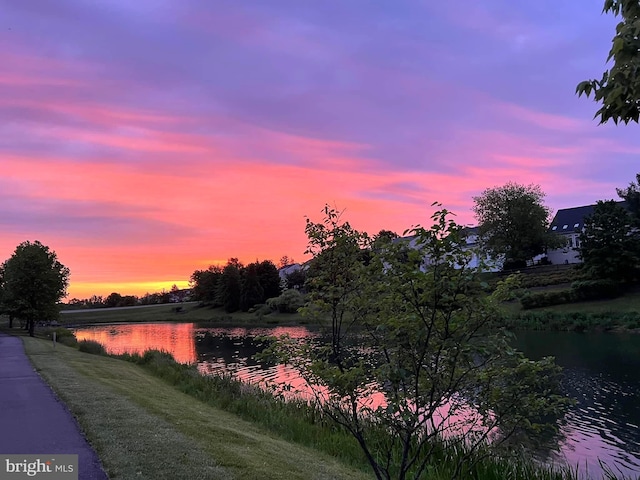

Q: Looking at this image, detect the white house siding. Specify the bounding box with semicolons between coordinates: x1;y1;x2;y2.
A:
546;233;581;264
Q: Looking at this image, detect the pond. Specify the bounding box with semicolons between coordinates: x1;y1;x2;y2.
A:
73;323;640;479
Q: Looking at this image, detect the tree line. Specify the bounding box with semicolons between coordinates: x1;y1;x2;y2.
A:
190;258;283;313
66;286;191;310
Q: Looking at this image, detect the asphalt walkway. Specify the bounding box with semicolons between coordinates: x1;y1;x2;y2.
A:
0;333;108;479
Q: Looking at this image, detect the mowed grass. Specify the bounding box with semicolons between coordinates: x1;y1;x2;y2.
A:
501;287;640;315
21;335;371;480
59;303;306;326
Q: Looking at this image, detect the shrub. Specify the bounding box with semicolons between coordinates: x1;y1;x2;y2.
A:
266;289;305;313
519;279;623;309
571;280;621;300
253;303;272;318
78;339;107;355
518;270;580;289
505;310;640;332
520;289;574;309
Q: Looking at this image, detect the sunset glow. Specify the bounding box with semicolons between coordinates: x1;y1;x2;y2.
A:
1;1;637;298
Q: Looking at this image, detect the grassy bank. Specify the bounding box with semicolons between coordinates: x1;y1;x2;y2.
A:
19;334;371;480
58;303;306;326
55;296;640;335
500;285;640;332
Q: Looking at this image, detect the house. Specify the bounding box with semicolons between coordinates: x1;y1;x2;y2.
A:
545;205;596;264
545;201;628;265
392;227;503;272
278;263;302;281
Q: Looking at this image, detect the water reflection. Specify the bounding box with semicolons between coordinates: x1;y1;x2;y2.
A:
74;322;197;363
194;326;318;401
73;323;640;479
513;332;640;479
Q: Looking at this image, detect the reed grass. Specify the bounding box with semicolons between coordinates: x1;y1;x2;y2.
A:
117;348;602;480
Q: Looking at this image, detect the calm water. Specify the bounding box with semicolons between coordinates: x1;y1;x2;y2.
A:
74;323;640;479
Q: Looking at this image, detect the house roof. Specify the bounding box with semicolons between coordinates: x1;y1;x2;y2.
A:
550;201;627;233
549;205;596;233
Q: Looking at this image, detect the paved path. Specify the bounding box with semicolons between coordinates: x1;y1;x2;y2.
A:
0;333;108;479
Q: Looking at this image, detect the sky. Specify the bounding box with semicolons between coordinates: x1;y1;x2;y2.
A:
1;0;639;299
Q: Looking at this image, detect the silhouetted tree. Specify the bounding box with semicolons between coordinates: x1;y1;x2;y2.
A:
0;241;69;336
240;263;264;311
105;292;124;308
256;260;281;300
278;255;295;269
190;266;222;304
218;259;243;313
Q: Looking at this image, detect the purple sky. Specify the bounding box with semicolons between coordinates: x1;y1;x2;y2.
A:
1;0;638;297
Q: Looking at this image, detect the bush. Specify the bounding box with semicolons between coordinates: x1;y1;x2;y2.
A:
266;289;305;313
78;339;107;355
520;289;574;309
505;310;640;332
518;270;580;289
519;279;623;309
252;303;272;318
571;280;621;300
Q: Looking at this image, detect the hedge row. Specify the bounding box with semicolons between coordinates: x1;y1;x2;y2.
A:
503;310;640;332
520;279;621;310
518;270;580;289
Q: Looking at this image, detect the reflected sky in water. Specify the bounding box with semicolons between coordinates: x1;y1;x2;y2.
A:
513;331;640;479
74;323;640;479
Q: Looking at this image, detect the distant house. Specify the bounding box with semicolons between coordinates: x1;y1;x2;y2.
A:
393;227;503;272
460;227;504;271
545;205;596;264
278;263;302;285
545;202;628;265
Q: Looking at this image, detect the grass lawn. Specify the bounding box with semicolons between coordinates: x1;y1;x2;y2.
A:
534;289;640;314
501;287;640;316
58;303;307;326
20;334;371;480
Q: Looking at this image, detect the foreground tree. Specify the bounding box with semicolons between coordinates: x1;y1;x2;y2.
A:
269;207;570;480
473;183;561;269
617;172;640;220
302;205;370;362
0;241;69;336
577;1;640;124
580;200;640;283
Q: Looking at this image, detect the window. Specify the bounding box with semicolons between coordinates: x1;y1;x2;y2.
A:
552;226;557;231
562;224;568;230
574;223;580;228
575;237;580;247
568;237;573;248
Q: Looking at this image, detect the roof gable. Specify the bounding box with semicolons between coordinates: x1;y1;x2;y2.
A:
550;205;596;233
550;201;627;233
